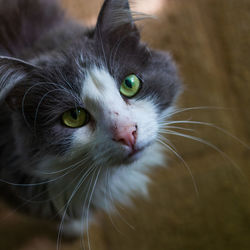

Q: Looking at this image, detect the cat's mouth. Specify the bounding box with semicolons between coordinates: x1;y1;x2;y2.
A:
122;143;151;164
119;150;144;165
128;146;145;158
104;145;146;166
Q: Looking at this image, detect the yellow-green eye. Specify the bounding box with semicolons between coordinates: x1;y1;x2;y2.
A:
62;108;89;128
120;74;141;98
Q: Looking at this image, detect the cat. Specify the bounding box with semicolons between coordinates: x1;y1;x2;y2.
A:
0;0;181;236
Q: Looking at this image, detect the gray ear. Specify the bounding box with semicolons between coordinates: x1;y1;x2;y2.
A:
0;56;37;106
96;0;134;32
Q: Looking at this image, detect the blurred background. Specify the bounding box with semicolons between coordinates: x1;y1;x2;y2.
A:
0;0;250;249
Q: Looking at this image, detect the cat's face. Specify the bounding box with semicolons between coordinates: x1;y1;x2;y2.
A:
0;0;181;174
69;66;159;166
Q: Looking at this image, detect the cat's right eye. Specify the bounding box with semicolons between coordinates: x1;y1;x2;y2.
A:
62;108;89;128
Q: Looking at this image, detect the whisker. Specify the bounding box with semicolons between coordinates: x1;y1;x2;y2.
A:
79;166;101;250
37;152;90;176
161;106;230;119
33;88;72;134
80;168;97;250
86;167;102;250
157;134;178;152
21;81;64;129
106;169;135;230
160;130;246;177
110;30;140;73
0;151;90;190
0;172;69;187
157;138;199;196
161;120;250;150
0;158;95;226
104;169;124;235
19;156;92;205
159;125;195;132
57;164;97;250
97;24;108;69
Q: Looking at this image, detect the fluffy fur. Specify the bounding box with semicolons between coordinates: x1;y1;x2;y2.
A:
0;0;181;236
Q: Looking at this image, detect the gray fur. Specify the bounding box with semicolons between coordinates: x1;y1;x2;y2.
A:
97;0;154;31
0;0;181;234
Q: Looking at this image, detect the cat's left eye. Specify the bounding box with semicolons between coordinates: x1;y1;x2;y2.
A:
62;108;89;128
120;74;141;98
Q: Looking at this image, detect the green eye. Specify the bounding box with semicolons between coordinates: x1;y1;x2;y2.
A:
62;108;89;128
120;74;141;98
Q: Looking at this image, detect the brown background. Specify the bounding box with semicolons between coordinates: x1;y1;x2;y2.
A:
1;0;250;249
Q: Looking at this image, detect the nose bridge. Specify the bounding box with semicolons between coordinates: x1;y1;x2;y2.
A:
104;95;131;125
104;99;136;136
110;106;132;129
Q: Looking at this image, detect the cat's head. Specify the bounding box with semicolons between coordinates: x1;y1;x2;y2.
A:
0;0;181;174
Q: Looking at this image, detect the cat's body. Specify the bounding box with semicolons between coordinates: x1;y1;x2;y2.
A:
0;0;180;235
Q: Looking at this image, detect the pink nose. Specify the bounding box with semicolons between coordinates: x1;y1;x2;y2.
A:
113;124;137;149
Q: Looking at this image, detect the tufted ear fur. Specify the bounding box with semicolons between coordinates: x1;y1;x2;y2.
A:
96;0;133;31
0;56;38;108
94;0;152;41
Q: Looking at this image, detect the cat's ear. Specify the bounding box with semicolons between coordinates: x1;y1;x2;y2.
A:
95;0;141;39
0;56;38;109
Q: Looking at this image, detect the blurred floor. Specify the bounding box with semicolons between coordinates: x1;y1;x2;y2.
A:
1;0;250;249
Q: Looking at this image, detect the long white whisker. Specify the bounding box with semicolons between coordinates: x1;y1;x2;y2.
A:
161;120;250;149
97;24;108;69
57;164;96;250
158;134;178;152
33;88;70;134
0;171;70;187
104;169;124;235
0;153;90;188
23;156;92;206
21;81;68;129
157;138;199;196
106;169;135;230
161;106;229;119
37;152;91;176
159;125;195;132
80;168;96;250
161;130;245;177
86;167;102;250
0;157;91;223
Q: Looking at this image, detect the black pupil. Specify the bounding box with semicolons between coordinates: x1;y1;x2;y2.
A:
71;109;79;120
125;79;133;88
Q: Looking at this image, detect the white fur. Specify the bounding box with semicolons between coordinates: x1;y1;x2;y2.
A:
93;142;166;212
